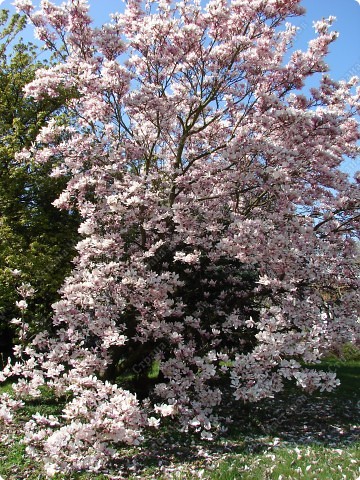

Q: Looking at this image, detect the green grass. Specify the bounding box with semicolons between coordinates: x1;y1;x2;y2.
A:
210;444;360;480
0;350;359;479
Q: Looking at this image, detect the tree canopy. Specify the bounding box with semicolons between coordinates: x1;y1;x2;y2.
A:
0;0;359;476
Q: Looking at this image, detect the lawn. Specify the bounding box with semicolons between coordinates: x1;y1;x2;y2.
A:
0;351;359;479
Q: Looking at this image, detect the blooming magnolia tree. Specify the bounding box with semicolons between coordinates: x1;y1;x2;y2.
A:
1;0;360;475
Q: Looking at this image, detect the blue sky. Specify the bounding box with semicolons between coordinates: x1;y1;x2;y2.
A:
1;0;359;175
1;0;359;82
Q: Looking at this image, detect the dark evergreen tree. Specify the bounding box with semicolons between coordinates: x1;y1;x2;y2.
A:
0;9;80;366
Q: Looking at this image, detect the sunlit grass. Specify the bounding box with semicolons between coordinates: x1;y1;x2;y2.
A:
209;444;360;480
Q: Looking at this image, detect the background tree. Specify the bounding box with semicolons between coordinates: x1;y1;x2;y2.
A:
0;0;359;475
0;9;80;367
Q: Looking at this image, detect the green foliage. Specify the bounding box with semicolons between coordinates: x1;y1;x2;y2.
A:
0;10;26;58
326;343;360;363
0;9;80;364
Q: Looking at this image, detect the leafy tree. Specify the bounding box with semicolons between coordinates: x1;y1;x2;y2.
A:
1;0;360;476
0;9;80;366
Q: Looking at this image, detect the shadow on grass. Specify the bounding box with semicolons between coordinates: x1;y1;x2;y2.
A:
105;361;360;478
224;361;359;445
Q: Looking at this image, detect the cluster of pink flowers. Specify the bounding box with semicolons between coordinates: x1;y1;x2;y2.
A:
1;0;359;475
24;377;145;476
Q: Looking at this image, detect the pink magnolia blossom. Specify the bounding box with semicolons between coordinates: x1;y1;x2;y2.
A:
15;300;28;311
